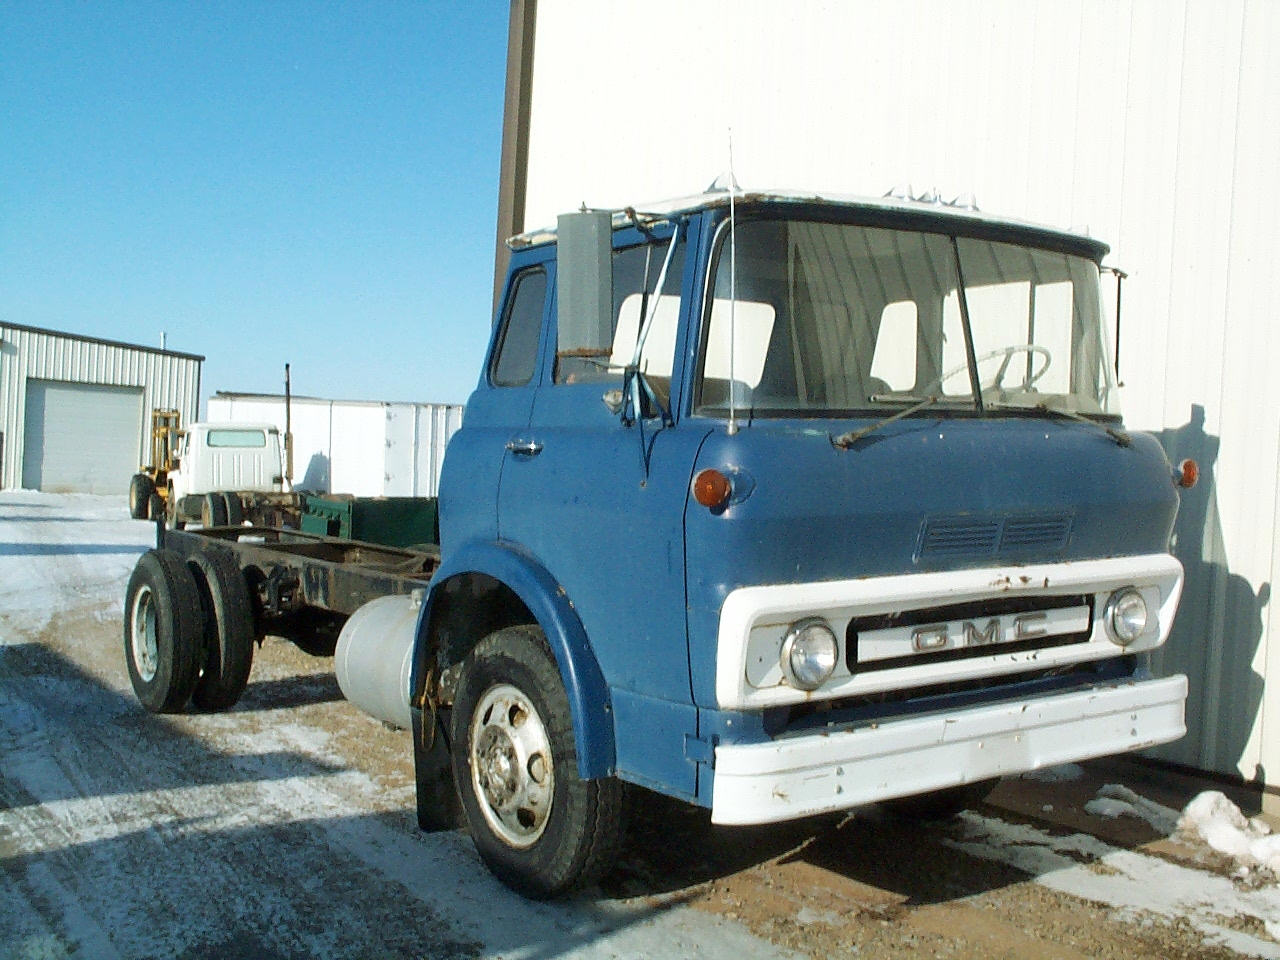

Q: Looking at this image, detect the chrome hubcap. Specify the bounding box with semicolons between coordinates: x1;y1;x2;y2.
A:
130;585;159;682
469;683;553;848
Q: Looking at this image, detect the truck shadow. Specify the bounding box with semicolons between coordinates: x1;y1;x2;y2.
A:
0;643;344;809
606;786;1028;905
1151;404;1270;785
0;643;709;960
232;672;345;712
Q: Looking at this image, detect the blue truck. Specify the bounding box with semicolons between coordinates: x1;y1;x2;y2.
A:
126;188;1193;899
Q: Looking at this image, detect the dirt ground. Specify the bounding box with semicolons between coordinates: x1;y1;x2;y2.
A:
3;495;1278;959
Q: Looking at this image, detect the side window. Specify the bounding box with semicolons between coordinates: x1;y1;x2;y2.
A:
555;239;685;384
492;269;547;387
869;301;918;392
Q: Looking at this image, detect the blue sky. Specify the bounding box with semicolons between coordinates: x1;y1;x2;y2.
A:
1;2;508;407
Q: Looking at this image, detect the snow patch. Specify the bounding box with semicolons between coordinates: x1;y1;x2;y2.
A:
1178;790;1280;875
953;811;1280;958
1083;783;1180;834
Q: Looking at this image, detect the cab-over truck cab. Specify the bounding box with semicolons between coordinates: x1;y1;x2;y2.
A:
167;422;285;527
410;189;1189;897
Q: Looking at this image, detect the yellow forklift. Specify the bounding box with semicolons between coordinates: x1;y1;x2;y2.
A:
128;409;182;520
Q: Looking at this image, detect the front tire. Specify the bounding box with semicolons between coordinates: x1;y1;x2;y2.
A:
124;550;203;712
451;625;623;898
129;473;155;520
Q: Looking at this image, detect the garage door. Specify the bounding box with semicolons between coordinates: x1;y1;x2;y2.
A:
22;380;143;494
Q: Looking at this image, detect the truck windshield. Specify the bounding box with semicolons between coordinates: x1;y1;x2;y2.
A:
694;219;1119;419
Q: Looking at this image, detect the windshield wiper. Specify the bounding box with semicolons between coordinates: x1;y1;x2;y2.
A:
1013;401;1131;447
830;395;939;450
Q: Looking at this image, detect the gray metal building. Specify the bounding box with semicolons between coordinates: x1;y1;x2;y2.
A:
0;322;202;494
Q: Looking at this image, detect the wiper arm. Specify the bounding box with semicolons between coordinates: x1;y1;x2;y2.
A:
1025;402;1131;447
830;395;939;450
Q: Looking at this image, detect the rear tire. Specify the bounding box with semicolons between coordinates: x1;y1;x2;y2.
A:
124;550;202;712
167;487;186;530
148;493;165;522
129;473;155;520
222;492;244;526
188;552;255;710
201;492;228;527
451;624;623;898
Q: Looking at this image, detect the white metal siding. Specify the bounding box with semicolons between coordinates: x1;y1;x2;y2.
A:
522;0;1280;784
206;395;463;497
0;324;201;491
22;380;142;494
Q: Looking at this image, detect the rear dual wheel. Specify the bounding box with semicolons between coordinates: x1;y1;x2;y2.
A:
125;550;202;712
200;491;245;528
189;552;255;709
124;548;254;712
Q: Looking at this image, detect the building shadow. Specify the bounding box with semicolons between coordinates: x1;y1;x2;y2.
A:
299;452;331;493
1151;404;1270;782
0;644;719;960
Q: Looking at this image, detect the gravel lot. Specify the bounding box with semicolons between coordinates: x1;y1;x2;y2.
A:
3;492;1278;959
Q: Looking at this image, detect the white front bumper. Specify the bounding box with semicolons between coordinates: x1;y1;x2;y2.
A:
710;674;1188;826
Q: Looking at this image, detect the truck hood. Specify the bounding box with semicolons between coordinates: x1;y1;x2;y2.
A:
682;414;1180;704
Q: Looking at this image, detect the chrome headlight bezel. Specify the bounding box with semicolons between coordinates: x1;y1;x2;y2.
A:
1104;587;1149;646
779;617;840;690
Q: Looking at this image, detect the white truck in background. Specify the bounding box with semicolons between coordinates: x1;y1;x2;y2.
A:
129;415;291;528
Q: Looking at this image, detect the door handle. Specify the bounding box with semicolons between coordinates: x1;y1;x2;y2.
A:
505;439;543;457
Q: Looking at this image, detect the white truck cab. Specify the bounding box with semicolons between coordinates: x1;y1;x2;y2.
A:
167;422;284;526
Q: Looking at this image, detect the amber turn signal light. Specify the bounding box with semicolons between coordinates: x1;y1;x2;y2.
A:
693;468;732;509
1176;459;1198;489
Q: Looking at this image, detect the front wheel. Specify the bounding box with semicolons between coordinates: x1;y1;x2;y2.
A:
129;473;155;520
451;625;623;898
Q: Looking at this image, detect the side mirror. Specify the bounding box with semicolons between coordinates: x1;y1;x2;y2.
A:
557;209;613;361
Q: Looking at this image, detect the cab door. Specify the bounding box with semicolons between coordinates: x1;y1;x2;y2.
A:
438;258;549;554
495;223;711;798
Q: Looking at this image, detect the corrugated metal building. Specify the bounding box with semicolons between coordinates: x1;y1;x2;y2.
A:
0;322;202;494
499;1;1280;799
207;393;464;498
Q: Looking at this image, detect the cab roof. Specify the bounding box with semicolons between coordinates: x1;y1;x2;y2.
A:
509;188;1110;263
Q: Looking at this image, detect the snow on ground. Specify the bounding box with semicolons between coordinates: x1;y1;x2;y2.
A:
0;490;155;636
1180;791;1280;876
952;811;1280;957
1084;782;1182;834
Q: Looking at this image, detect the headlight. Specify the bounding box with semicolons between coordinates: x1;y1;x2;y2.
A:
1104;588;1149;645
780;618;839;690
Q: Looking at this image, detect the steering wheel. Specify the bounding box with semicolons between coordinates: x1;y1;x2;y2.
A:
933;344;1052;393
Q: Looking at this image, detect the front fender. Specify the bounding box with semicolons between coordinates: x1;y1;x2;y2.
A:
413;538;615;779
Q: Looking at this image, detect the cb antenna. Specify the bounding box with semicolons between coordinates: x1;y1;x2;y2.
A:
727;128;739;436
